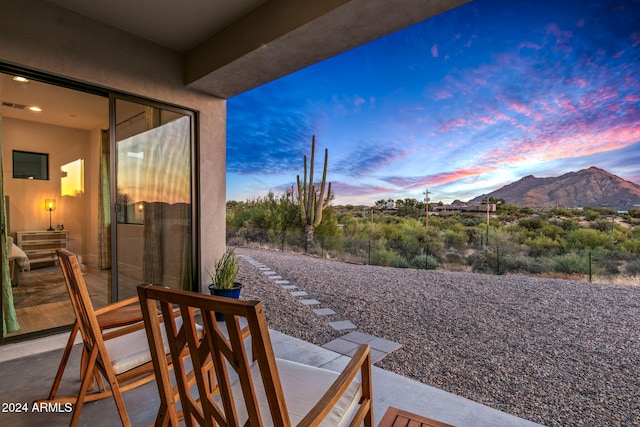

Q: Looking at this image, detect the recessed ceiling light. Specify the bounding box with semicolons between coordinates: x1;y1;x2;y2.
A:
13;76;29;83
29;106;42;112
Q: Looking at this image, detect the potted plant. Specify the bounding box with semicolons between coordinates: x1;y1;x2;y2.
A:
207;248;242;320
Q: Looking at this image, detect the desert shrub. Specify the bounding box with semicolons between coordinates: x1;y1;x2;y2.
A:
341;236;370;256
566;228;612;250
444;252;464;264
369;248;403;267
590;251;622;276
410;254;439;270
467;250;496;274
499;254;544;275
625;259;640;276
583;209;602;221
622;238;640;253
525;235;562;257
443;229;467;250
391;257;410;268
552;253;589;275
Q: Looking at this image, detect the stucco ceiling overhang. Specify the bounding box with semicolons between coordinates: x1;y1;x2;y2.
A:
46;0;470;99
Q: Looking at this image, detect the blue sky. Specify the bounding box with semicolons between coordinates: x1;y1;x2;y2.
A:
226;0;640;205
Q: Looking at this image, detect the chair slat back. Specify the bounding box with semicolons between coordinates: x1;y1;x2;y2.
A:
57;249;109;369
138;284;291;427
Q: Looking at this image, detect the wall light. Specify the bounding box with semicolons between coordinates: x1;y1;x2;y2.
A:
12;76;29;83
45;199;56;231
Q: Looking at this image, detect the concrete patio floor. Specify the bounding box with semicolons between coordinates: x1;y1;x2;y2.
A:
0;330;545;427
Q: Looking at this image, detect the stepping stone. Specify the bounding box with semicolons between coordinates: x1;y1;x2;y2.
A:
274;280;290;285
263;271;277;276
313;308;336;316
322;338;359;355
328;320;357;331
340;331;376;344
368;337;402;353
268;275;283;280
299;299;321;305
289;291;308;297
281;285;297;290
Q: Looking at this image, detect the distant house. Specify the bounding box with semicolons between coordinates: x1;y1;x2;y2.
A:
433;202;496;216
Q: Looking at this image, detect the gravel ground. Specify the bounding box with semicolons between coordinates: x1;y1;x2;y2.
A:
234;247;640;427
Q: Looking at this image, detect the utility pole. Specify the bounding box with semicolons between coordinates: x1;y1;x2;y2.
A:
484;197;490;247
424;189;431;227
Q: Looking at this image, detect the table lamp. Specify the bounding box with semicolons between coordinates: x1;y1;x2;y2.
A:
45;199;56;231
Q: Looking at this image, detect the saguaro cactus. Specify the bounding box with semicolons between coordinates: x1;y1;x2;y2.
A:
296;135;332;252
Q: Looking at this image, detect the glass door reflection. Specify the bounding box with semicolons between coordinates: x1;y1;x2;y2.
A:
112;98;194;300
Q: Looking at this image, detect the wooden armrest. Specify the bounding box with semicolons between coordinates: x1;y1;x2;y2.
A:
102;321;146;340
299;344;372;426
94;296;139;316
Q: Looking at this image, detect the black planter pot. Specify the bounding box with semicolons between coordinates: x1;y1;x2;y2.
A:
208;282;243;321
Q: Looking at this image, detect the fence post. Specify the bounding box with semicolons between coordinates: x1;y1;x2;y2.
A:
368;241;371;265
321;235;325;258
588;251;592;282
496;246;501;275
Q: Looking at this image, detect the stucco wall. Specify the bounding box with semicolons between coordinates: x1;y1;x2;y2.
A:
0;0;227;292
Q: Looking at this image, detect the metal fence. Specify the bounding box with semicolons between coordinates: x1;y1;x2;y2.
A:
227;227;640;284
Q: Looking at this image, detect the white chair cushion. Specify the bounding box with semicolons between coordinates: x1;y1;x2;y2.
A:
228;358;362;427
105;317;199;375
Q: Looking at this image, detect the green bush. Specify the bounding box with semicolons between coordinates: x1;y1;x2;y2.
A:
622;239;640;253
525;235;562;257
369;248;402;267
625;259;640;276
552;253;589;275
467;250;496;274
443;229;467;250
410;254;439;270
444;252;464;264
566;228;612;250
391;257;410;268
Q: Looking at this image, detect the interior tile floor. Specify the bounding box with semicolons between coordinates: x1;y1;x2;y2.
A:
5;265;110;338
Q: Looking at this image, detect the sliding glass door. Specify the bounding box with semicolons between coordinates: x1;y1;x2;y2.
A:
111;97;195;300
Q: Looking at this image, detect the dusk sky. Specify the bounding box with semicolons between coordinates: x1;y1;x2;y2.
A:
226;0;640;206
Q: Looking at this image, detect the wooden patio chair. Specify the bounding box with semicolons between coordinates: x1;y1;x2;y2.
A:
138;283;374;427
45;249;159;426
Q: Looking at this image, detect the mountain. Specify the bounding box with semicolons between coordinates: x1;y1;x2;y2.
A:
469;167;640;211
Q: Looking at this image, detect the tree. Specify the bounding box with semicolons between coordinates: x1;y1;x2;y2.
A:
296;135;332;252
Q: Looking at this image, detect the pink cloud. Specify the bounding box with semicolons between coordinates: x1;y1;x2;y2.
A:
439;117;467;132
519;41;542;51
508;102;534;116
631;32;640;47
386;165;497;191
546;23;573;45
482;124;640;167
331;181;394;198
431;44;439;58
434;89;453;100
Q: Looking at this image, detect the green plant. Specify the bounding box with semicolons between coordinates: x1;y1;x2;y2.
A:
207;248;240;290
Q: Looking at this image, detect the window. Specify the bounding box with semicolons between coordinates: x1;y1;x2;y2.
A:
12;150;49;180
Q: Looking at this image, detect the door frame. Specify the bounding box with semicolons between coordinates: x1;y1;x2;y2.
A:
108;93;200;301
0;63;200;342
